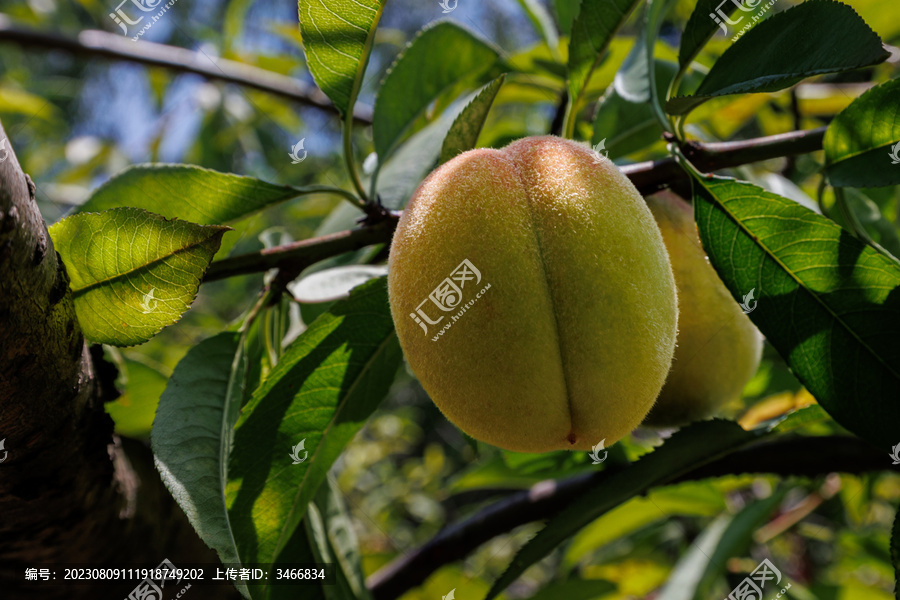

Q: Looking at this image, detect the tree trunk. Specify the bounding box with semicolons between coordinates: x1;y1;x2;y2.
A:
0;120;237;599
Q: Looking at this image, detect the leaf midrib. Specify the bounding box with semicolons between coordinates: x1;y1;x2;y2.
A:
270;326;398;562
71;232;222;297
698;177;900;383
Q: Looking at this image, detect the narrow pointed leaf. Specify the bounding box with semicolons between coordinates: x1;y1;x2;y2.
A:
373;21;501;160
655;491;784;600
825;78;900;188
484;420;760;599
439;75;505;165
49;207;229;346
151;331;251;598
377;87;485;209
297;0;385;118
687;173;900;448
667;0;889;116
567;0;642;104
75;164;302;224
226;277;402;571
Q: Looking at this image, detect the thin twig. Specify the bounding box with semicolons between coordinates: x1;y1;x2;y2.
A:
0;16;373;124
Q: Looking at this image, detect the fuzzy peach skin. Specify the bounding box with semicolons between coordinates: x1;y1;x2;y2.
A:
642;190;763;427
387;136;678;452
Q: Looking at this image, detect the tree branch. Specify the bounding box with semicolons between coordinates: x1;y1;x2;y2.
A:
203;215;397;282
0;15;372;125
205;127;827;282
367;435;890;600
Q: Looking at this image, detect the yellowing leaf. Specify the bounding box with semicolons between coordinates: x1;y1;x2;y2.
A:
49;207;229;346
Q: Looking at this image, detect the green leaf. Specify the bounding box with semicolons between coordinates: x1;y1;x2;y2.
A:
75;164;302;224
593;57;679;158
439;75;505;165
643;0;679;131
484;420;760;599
842;188;900;259
767;404;831;434
377;87;484;210
666;0;889;116
564;481;726;568
824;78;900;188
151;331;251;599
566;0;642;105
49;208;229;346
677;0;743;72
315;478;372;600
552;0;579;36
655;491;784;600
226;277;402;572
515;0;561;58
297;0;385;118
373;21;501;160
106;357;169;438
687;173;900;448
267;520;327;600
269;477;370;600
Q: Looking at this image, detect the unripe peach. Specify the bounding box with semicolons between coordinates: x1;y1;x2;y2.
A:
387;136;678;452
642;190;763;427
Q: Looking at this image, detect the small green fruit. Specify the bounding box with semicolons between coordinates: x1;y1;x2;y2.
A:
642;190;763;427
387;136;678;452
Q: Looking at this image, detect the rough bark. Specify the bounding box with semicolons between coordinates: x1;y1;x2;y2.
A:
0;121;237;599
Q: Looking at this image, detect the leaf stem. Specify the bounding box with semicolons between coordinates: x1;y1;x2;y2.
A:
342;117;370;204
562;96;577;139
295;184;365;207
645;0;678;135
